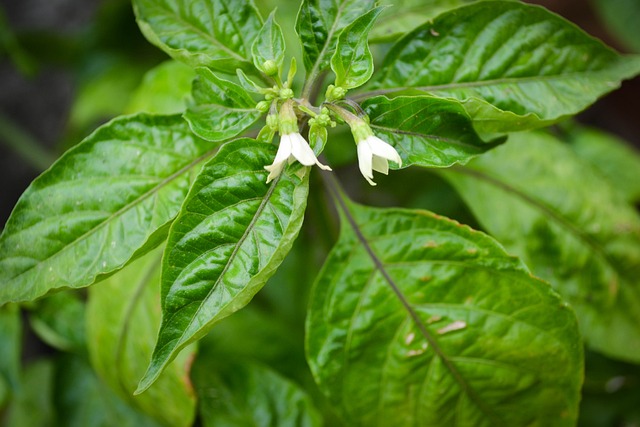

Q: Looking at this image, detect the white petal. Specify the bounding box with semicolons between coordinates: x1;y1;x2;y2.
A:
264;161;286;183
357;140;374;181
372;156;389;175
289;133;318;166
272;134;294;165
367;136;402;167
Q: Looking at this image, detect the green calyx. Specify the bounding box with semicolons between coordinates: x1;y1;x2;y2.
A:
278;100;298;135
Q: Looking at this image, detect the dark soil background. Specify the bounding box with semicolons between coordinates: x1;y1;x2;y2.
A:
1;0;639;227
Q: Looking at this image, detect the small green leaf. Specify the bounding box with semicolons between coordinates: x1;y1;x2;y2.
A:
137;139;309;393
331;7;384;90
0;114;216;304
307;201;583;426
133;0;262;73
252;11;286;75
296;0;375;93
184;68;262;141
370;1;640;135
126;60;195;115
566;126;640;204
86;246;196;427
29;292;86;353
443;131;640;363
363;95;502;168
193;357;322;427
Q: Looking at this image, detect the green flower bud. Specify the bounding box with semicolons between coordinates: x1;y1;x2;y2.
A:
279;87;294;100
255;101;270;113
262;59;278;76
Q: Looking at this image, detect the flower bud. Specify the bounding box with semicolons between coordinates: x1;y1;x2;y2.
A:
262;59;279;76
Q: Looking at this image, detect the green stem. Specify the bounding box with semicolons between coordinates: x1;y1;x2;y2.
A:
0;115;55;171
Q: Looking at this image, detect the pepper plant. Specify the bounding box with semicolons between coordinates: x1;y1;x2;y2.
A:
2;0;640;425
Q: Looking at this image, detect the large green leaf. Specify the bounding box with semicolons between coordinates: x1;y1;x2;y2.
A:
137;139;309;393
193;357;322;427
0;114;216;304
370;0;518;43
126;60;195;115
306;199;583;426
368;1;640;135
86;246;196;427
296;0;375;95
566;126;640;204
443;131;640;363
133;0;263;73
331;7;384;90
184;68;262;142
362;95;502;168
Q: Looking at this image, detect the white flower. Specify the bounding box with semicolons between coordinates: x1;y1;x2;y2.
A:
357;135;402;186
264;132;331;183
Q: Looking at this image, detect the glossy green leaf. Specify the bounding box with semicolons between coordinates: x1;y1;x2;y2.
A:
566;126;640;204
0;114;216;304
184;68;262;142
307;201;583;426
86;246;196;427
296;0;375;93
363;95;502;168
54;355;161;427
331;7;384;90
370;0;516;43
590;0;640;52
252;11;286;74
193;357;322;427
137;139;310;393
443;131;640;363
29;291;86;353
133;0;263;73
369;1;640;135
126;60;195;115
0;304;21;394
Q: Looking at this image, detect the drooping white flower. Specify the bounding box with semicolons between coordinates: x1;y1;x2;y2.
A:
264;132;331;183
356;135;402;186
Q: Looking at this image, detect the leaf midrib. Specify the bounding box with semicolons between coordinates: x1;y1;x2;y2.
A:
353;68;624;101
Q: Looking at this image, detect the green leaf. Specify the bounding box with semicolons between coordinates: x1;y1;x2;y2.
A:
251;11;286;74
0;114;216;304
566;126;640;204
0;304;21;394
363;95;502;168
443;131;640;363
306;200;583;426
193;358;322;427
331;7;384;90
590;0;640;52
370;1;640;135
133;0;263;73
126;60;195;115
370;0;514;43
184;68;262;142
53;355;162;427
296;0;375;93
137;139;309;393
86;246;196;427
29;291;86;353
